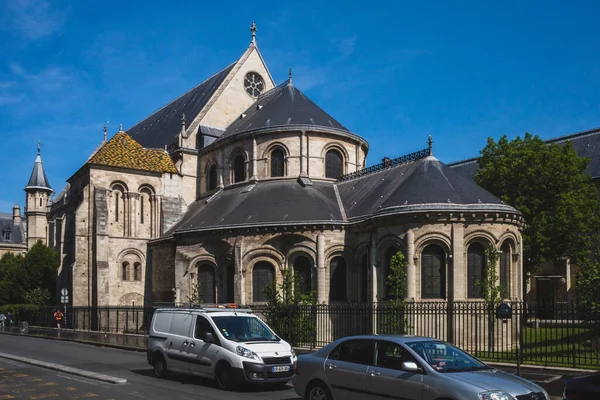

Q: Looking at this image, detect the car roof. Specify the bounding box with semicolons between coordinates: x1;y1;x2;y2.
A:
334;334;441;343
154;308;257;317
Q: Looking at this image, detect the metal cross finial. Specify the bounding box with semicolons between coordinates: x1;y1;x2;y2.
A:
250;21;257;45
428;135;433;155
119;124;123;132
103;126;107;142
289;68;292;83
37;140;41;155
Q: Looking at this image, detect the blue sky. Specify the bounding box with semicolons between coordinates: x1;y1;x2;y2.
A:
1;0;599;211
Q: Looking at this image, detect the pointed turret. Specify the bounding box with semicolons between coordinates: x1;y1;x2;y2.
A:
25;141;52;192
24;142;52;248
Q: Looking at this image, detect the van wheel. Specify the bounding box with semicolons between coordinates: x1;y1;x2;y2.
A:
152;354;169;378
305;381;332;400
215;362;235;391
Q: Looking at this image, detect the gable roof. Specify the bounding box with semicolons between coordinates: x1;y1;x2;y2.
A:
88;131;178;174
0;213;24;245
25;151;52;192
216;80;351;142
126;63;236;149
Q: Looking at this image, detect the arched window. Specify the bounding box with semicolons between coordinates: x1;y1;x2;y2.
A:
2;226;11;241
468;243;486;298
500;242;511;297
325;149;343;178
207;164;218;191
270;148;285;177
224;264;235;303
383;247;401;300
197;264;216;303
233;154;246;183
111;184;126;223
293;256;312;295
121;262;130;281
133;262;142;281
421;245;446;299
253;262;274;302
329;256;347;302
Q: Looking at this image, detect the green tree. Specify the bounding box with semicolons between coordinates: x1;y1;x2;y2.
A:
476;245;507;351
474;133;600;278
263;268;316;346
0;252;25;304
382;250;408;334
24;288;52;307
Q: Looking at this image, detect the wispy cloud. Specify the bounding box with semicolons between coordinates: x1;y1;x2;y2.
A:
334;35;357;58
4;0;66;39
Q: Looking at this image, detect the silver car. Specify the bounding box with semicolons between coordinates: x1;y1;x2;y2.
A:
293;335;550;400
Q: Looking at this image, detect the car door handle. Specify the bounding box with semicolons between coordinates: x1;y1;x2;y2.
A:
368;370;380;377
326;363;337;369
189;342;195;347
183;340;188;345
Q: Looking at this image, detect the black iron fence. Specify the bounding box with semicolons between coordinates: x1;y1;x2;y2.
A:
4;301;600;369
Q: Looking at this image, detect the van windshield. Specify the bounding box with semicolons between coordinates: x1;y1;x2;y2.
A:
211;316;279;342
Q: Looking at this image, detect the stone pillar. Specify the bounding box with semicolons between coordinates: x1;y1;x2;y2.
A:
451;223;465;300
130;193;139;238
306;134;311;176
218;149;225;188
251;136;258;181
317;233;327;304
370;235;378;302
234;237;245;304
406;229;416;300
300;131;306;175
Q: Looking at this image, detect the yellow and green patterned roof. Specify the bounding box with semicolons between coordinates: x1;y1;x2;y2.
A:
89;131;178;174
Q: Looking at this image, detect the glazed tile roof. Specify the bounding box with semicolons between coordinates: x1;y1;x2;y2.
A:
88;131;178;174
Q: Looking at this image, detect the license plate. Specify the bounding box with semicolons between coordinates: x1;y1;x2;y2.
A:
271;366;290;373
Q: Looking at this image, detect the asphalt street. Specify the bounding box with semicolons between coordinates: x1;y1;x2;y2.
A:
0;335;298;400
0;333;588;399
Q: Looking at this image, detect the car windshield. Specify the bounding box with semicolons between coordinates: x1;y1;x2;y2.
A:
211;316;279;343
406;340;490;372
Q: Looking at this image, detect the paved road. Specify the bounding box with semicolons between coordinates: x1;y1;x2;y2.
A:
0;335;298;400
0;334;587;400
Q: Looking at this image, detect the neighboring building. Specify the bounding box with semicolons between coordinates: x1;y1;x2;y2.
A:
449;127;600;306
13;25;528;307
0;206;26;256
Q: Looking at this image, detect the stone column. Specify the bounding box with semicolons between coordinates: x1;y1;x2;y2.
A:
317;233;327;304
370;235;378;302
406;229;416;300
234;237;245;304
130;193;139;238
123;192;130;237
452;223;465;300
300;131;306;175
251;136;258;181
306;134;311;176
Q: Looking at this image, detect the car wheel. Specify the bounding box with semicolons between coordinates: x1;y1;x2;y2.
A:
215;362;235;391
152;354;169;378
305;381;332;400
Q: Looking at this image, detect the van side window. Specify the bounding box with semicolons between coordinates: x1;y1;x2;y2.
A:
169;313;193;337
195;316;219;345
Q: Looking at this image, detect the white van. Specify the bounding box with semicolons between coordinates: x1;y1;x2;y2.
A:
146;305;297;390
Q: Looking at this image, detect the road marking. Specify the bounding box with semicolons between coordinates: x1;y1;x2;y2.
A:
0;395;15;399
29;394;59;399
66;387;77;390
80;393;98;397
36;382;57;387
13;373;28;377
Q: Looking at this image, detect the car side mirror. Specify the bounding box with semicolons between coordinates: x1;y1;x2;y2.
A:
401;361;420;373
204;333;214;343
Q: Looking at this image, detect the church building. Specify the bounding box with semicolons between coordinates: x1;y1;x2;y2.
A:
21;24;525;307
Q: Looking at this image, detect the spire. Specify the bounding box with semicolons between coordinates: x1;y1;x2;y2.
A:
250;21;257;46
103;126;107;142
428;135;433;156
288;68;293;84
25;142;52;192
119;124;123;132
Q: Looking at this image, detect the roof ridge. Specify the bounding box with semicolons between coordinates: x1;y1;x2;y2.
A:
125;61;237;131
337;147;431;182
546;126;600;144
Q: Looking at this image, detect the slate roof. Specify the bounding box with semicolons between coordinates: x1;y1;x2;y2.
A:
0;213;24;246
25;151;52;192
88;131;178;174
126;63;236;149
336;155;516;220
449;127;600;179
216;80;351;142
168;180;344;234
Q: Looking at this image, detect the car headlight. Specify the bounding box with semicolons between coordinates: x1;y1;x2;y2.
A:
290;346;296;358
236;346;259;360
479;391;516;400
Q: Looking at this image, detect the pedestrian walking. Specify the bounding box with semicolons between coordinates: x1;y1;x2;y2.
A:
53;309;64;329
6;312;13;329
0;313;5;331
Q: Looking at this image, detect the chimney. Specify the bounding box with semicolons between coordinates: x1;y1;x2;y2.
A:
13;204;22;225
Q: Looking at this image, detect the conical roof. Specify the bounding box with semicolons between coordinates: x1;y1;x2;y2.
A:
25;147;52;192
217;80;352;141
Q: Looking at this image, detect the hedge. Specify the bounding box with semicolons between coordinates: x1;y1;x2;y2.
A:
0;304;40;324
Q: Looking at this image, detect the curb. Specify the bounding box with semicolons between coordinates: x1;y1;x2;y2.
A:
0;331;146;353
0;351;127;384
